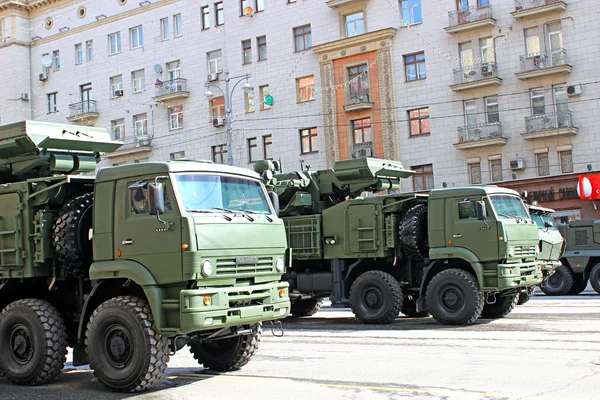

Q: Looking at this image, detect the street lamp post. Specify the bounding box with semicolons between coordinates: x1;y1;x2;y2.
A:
205;71;252;166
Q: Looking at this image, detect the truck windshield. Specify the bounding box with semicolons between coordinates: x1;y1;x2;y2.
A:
489;195;530;220
531;212;556;230
174;174;272;214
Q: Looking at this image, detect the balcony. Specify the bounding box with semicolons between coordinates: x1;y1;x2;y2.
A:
153;78;189;102
450;63;502;91
515;49;571;80
511;0;567;20
454;122;507;150
522;110;577;139
103;134;152;158
445;4;496;34
344;89;373;112
66;100;99;122
351;142;374;159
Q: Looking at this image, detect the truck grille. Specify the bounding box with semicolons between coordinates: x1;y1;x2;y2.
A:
513;245;537;258
215;257;273;276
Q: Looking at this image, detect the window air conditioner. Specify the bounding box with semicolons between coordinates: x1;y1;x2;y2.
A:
39;72;48;81
114;89;124;97
207;72;218;82
21;93;30;101
567;84;582;97
351;147;373;159
213;117;225;127
510;159;524;170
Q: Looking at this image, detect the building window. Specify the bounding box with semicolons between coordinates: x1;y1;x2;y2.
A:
530;89;545;116
300;127;318;154
174;14;182;37
293;25;311;52
47;92;57;113
207;50;222;74
167;60;181;80
536;152;550;176
296;75;315;102
408;108;430;136
241;0;251;15
263;135;272;160
404;52;426;81
212;144;227;164
400;0;422;26
111;118;125;140
459;41;473;68
489;158;503;182
211;97;225;119
75;43;83;65
86;40;94;61
160;18;169;40
215;2;224;26
169;105;184;129
133;113;148;137
559;150;573;174
130;26;143;49
256;0;264;12
468;163;482;184
52;50;60;70
110;75;123;98
525;27;540;55
412;164;433;191
485;96;499;123
170;151;185;160
108;32;121;55
463;100;477;128
480;37;494;64
260;85;270;110
347;64;369;103
201;6;210;29
288;0;296;3
245;87;255;113
352;118;371;144
345;12;364;37
242;40;252;64
248;137;259;162
257;35;267;61
132;69;145;93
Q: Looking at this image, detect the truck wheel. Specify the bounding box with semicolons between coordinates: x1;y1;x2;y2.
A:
539;265;574;295
480;294;518;319
85;296;169;392
590;263;600;294
291;297;324;317
188;323;261;372
426;269;483;325
567;276;588;295
400;297;430;318
517;286;536;305
349;270;402;324
53;193;94;278
398;204;429;260
0;299;67;386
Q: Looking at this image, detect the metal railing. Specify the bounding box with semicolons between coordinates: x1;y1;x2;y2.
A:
351;142;374;158
68;100;97;117
457;122;503;143
155;78;187;97
519;48;568;72
525;110;573;133
346;89;371;105
453;62;498;85
514;0;562;11
113;134;152;150
448;4;493;27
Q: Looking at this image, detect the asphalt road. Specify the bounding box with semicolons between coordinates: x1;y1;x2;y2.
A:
1;288;599;400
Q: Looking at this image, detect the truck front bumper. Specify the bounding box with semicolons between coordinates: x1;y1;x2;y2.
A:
497;262;543;289
179;281;290;334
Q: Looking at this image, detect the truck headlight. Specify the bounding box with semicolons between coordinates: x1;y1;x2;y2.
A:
201;260;213;277
275;257;285;272
508;247;515;258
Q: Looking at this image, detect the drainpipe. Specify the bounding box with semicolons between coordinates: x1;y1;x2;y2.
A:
28;43;33;120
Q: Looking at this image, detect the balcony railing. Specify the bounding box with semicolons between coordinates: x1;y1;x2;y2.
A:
524;110;575;135
351;142;374;159
67;100;98;122
455;122;506;150
344;89;373;111
447;4;494;30
517;49;571;79
154;78;189;101
104;134;152;158
513;0;567;18
451;63;501;90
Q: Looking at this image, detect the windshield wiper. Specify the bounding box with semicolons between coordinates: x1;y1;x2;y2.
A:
187;209;232;221
497;213;525;222
242;209;273;222
211;207;238;213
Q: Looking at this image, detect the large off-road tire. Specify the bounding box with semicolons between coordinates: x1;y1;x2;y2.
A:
400;297;430;318
53;193;94;278
539;265;574;296
85;296;169;392
589;263;600;294
291;297;324;317
398;204;429;260
517;286;536;305
480;294;518;319
426;269;484;325
0;299;67;386
188;323;261;372
349;270;402;324
567;275;589;295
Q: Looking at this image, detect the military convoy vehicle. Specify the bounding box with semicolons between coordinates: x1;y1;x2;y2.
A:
539;220;600;295
0;121;290;392
254;158;543;326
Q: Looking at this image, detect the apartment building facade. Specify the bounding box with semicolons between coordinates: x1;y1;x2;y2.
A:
0;0;598;219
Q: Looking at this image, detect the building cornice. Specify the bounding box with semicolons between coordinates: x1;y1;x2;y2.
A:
311;28;397;56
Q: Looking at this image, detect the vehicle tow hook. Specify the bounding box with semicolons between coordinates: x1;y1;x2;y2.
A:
488;293;497;305
269;320;284;337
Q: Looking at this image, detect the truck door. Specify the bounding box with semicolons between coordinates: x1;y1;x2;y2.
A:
447;197;498;262
113;176;182;284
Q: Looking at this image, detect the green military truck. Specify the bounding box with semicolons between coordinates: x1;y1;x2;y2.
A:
254;158;543;325
0;121;290;392
540;220;600;295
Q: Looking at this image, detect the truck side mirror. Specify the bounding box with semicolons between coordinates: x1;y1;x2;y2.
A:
475;201;487;220
544;221;553;228
269;191;280;217
148;182;165;215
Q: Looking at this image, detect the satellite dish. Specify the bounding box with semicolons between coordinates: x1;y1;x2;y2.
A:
153;64;163;73
41;55;52;68
244;6;254;16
